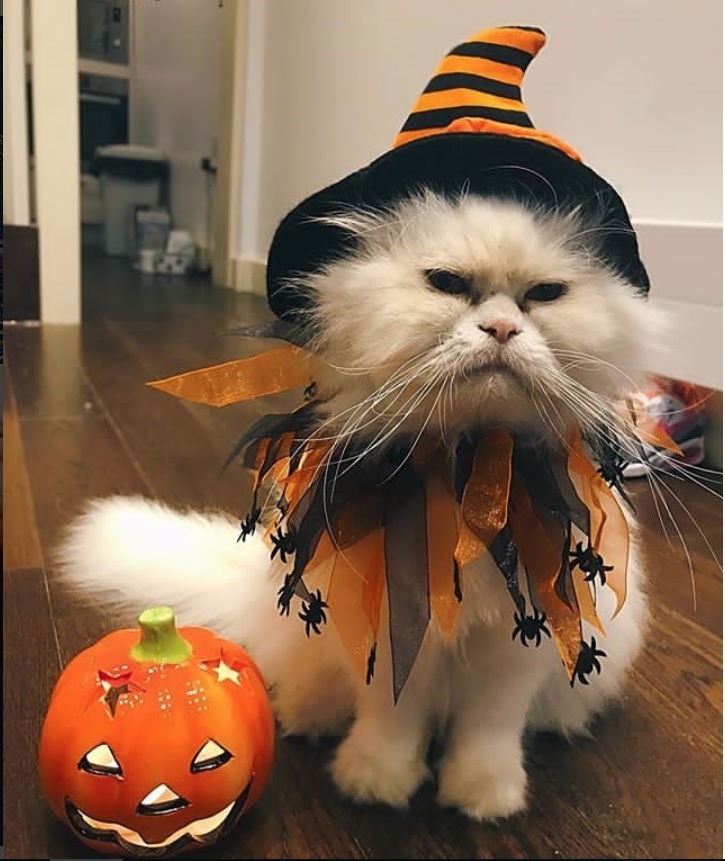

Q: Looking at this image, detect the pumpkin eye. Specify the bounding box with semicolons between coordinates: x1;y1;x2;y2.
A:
79;743;122;777
424;269;471;296
524;282;567;303
191;739;233;773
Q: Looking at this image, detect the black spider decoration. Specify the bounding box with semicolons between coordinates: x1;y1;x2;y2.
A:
596;445;634;510
570;636;607;686
237;506;261;542
511;606;551;647
298;589;329;636
569;541;613;586
269;525;298;564
277;575;296;616
597;453;626;489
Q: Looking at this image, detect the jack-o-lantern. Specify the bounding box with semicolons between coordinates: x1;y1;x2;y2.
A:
39;607;275;857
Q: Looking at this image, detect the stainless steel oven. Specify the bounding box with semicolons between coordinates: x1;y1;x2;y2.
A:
26;72;128;173
79;73;129;174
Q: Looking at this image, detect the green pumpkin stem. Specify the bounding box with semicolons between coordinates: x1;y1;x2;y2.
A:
130;607;193;664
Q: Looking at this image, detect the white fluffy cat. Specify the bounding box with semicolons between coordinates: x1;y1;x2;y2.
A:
58;192;660;821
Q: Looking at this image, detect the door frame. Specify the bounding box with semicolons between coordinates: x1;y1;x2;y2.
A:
212;0;249;289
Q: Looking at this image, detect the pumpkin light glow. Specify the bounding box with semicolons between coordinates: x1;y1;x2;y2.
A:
39;606;275;857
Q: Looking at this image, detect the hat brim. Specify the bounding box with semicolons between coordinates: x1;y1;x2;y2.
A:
267;134;649;322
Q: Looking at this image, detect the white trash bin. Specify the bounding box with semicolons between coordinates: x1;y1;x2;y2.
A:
94;145;170;256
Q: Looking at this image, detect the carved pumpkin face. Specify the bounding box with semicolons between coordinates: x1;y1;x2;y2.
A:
39;608;275;857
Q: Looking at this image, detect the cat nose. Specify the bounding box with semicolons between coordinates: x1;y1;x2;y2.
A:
479;320;520;344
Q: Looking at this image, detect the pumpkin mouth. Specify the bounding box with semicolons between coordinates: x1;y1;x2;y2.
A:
64;777;252;857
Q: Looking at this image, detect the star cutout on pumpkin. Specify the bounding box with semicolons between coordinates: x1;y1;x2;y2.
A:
200;650;246;685
97;669;143;717
212;659;241;685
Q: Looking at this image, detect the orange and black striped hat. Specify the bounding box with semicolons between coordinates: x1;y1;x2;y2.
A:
391;26;579;158
267;26;649;321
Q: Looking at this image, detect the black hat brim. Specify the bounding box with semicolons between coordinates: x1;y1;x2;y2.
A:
266;133;649;322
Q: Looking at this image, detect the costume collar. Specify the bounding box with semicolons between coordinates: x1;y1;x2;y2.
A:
149;328;679;701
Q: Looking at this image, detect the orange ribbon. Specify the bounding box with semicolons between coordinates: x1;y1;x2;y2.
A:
455;429;513;568
147;345;320;407
325;530;385;679
146;342;645;689
621;399;684;456
509;477;583;676
567;434;629;616
425;470;462;637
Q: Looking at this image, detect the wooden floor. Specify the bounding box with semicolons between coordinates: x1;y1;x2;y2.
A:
3;250;723;859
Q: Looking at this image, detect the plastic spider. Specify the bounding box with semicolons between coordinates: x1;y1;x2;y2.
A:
298;589;329;636
598;453;626;488
569;541;613;585
237;506;261;542
270;525;298;564
511;606;551;647
596;443;635;508
571;636;607;686
277;575;296;616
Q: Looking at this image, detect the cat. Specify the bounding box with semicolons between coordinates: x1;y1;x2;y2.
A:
58;189;664;820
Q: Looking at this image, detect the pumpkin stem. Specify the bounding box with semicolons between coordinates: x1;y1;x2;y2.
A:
130;607;193;664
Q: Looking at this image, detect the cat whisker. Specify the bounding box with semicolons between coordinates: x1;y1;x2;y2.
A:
334;369;447;479
320;354;447;502
324;346;434;378
643;470;676;551
551;346;642;393
382;375;450;484
305;351;443;445
643;469;699;608
654;472;723;575
543;369;722;582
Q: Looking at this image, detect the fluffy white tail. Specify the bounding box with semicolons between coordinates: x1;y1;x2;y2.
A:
57;495;358;731
57;496;276;643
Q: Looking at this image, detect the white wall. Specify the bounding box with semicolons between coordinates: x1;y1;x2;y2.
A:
243;0;722;254
3;0;31;226
237;0;722;388
30;0;82;323
131;0;223;250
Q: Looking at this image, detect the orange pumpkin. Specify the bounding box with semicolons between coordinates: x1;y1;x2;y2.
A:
39;607;275;857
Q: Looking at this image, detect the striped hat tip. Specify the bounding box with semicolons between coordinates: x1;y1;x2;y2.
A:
394;24;578;161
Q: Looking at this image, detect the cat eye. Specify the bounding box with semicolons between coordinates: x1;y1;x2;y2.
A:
424;269;471;296
524;282;567;303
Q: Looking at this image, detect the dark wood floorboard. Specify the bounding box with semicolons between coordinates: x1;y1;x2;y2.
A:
3;357;44;570
3;253;723;859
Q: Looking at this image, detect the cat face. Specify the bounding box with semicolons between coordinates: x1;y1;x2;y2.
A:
306;192;661;446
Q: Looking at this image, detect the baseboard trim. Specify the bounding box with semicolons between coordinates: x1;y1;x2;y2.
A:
233;257;266;296
633;220;722;309
635;220;722;391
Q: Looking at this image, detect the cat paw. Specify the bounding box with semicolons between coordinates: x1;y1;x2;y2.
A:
437;756;527;821
330;731;430;806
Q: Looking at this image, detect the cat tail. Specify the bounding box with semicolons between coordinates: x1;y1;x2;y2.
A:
56;495;282;653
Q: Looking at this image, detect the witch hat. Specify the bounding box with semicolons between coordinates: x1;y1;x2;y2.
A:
267;25;650;323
